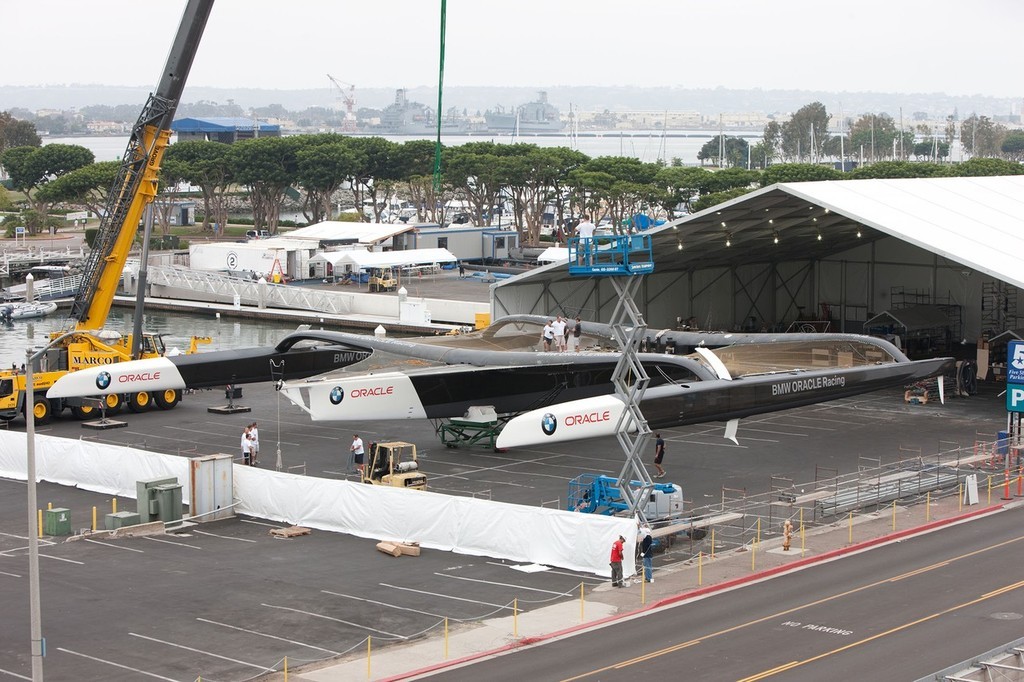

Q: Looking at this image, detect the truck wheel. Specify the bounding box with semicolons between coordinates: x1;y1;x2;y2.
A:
29;397;51;425
71;404;97;420
154;389;180;410
103;393;122;415
127;391;152;413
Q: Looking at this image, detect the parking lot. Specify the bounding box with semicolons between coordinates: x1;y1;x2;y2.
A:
0;380;1007;680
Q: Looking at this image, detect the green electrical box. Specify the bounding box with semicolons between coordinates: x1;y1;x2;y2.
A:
104;511;142;530
154;483;183;523
43;508;71;536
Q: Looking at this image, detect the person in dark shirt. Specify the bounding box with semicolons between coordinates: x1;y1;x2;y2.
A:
653;433;666;478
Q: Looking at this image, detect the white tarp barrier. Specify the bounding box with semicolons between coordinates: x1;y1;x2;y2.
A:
0;433;636;577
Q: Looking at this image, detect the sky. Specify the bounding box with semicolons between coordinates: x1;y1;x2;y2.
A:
5;0;1022;98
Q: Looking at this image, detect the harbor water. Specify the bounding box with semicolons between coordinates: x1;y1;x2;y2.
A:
46;130;762;166
0;307;340;369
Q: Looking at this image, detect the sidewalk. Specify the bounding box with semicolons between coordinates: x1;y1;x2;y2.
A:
267;496;1017;681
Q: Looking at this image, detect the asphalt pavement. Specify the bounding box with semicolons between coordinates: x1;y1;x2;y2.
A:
0;377;1013;681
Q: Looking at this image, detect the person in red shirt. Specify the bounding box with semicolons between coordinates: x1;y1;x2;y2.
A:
610;535;625;587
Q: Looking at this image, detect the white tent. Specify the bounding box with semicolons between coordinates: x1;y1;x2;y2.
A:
280;221;415;247
338;248;458;271
536;247;569;264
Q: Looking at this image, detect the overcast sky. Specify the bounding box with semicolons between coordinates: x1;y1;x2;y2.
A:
6;0;1021;98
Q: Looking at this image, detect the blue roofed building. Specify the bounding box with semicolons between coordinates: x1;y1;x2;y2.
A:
171;117;281;144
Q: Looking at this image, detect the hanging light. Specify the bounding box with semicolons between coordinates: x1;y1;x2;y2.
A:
773;231;779;244
856;228;862;238
725;234;732;247
677;241;683;251
816;232;822;241
720;221;727;228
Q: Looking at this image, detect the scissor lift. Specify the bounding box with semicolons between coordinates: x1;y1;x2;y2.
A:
567;233;656;523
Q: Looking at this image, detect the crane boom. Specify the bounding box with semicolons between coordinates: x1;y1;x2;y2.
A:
70;0;214;330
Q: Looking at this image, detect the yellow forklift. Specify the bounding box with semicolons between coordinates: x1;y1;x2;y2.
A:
368;267;397;292
362;441;427;489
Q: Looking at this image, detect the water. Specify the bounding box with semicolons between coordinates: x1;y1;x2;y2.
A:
45;130;763;166
0;307;347;369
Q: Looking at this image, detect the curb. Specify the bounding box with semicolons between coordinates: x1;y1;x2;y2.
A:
382;503;1004;681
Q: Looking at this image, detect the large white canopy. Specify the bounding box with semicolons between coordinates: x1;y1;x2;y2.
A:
333;248;457;270
281;221;415;244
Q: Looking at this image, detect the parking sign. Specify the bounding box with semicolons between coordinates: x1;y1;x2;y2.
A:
1008;341;1024;384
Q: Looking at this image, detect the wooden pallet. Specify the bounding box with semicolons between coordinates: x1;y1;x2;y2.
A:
270;526;311;538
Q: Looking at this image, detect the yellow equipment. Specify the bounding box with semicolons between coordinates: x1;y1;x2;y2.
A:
369;267;397;292
0;0;215;424
362;441;427;489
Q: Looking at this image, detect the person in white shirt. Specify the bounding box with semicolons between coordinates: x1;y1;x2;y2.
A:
248;421;260;466
351;434;365;475
575;214;596;265
541;321;555;352
552;316;567;352
241;426;252;466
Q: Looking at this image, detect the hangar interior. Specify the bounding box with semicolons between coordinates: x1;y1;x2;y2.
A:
492;176;1024;361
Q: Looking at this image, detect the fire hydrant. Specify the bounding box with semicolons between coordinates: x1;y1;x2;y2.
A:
783;519;793;552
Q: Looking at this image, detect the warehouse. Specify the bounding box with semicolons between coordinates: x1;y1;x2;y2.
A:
492;175;1024;358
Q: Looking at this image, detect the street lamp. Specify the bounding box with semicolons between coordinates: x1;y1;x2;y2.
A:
24;329;77;681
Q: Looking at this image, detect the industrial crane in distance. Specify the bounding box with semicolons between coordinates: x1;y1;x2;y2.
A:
327;74;358;133
0;0;216;425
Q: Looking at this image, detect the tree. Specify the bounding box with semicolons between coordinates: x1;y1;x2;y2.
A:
227;136;300;234
697;135;750;168
1000;131;1024;162
954;157;1024;176
691;187;755;213
35;160;119;218
760;120;782;164
959;114;1006;158
0;111;41;155
653;166;711;216
346;136;400;223
760;163;841;186
848;113;902;162
294;134;361;224
780;102;830;162
0;143;94;233
162;140;234;234
847;161;951;180
394;139;444;223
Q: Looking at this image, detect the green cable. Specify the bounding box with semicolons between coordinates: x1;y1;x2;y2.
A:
432;0;447;194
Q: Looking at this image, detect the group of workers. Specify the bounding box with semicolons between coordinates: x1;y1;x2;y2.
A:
541;315;583;352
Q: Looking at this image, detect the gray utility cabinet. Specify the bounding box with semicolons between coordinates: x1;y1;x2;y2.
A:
189;454;234;522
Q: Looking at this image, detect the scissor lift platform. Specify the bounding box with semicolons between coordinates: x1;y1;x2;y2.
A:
567;234;654;277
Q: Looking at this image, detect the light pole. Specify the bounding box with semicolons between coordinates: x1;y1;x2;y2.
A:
24;330;77;681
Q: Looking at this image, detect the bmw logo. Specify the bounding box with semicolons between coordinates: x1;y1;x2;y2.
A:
329;386;344;405
541;412;557;436
96;371;111;390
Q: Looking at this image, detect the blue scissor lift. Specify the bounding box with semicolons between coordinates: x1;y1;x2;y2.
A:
568;233;656;523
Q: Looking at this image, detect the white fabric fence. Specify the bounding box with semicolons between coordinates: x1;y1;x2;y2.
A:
0;432;636;577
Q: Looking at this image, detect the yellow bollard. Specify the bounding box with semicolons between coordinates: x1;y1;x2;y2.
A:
112;498;117;514
513;598;518;639
579;582;584;623
891;500;897;531
987;475;992;505
848;511;853;544
37;509;42;538
92;506;97;532
698;551;703;586
47;502;52;510
959;483;963;512
800;507;805;556
641;575;645;604
756;517;761;545
710;528;715;559
751;539;756;571
444;617;449;659
366;637;371;680
283;656;287;682
926;491;931;522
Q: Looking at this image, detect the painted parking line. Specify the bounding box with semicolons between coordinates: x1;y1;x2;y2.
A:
378;583;512;611
240;519;287;529
261;603;407;640
38;554;84;565
192;529;257;543
129;633;274;673
196;617;342;656
143;536;203;550
322;590;465;622
0;666;30;680
483;561;604;583
435;572;572;596
84;538;144;553
57;648;181;681
0;570;21;578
